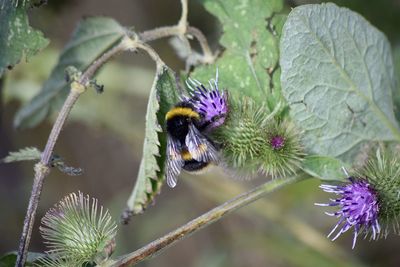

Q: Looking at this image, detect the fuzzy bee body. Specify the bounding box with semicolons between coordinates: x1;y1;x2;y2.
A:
166;102;201;142
165;70;228;188
165;102;218;188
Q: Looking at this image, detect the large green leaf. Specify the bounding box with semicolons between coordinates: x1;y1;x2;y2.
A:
280;3;400;163
191;0;285;110
125;66;179;216
14;17;126;129
301;155;348;181
0;2;49;77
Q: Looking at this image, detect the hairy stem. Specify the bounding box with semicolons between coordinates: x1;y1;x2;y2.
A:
187;26;213;61
15;38;133;267
80;38;134;86
15;89;81;266
111;175;307;267
138;0;213;62
135;42;165;69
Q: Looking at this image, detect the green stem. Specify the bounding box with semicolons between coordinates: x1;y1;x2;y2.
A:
111;175;308;267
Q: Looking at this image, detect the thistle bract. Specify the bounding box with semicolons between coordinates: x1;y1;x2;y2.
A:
317;178;380;249
259;121;304;178
212;97;304;178
40;192;117;265
213;99;267;175
357;148;400;236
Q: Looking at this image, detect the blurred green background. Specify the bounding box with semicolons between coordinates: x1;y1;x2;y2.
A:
1;0;400;266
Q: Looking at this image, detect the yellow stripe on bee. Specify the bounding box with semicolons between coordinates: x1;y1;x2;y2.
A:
191;144;207;159
165;107;200;120
199;144;207;153
181;150;193;161
181;144;208;161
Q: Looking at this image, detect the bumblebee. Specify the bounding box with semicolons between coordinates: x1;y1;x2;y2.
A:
165;71;228;188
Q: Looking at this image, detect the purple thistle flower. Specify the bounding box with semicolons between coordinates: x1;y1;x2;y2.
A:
186;69;228;130
316;177;380;249
270;135;285;150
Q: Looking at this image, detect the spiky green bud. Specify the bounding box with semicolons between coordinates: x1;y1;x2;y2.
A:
213;99;267;173
356;148;400;236
213;98;304;178
258;120;304;178
40;192;117;266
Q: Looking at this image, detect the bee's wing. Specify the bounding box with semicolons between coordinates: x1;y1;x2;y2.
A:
185;124;219;163
166;136;184;188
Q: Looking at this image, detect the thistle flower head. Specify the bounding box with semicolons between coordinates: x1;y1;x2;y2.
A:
186;69;228;130
40;192;117;265
317;178;380;249
270;135;285;150
258;121;304;178
213;98;267;174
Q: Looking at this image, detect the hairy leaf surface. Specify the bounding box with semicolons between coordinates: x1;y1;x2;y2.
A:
302;155;348;181
281;3;399;163
192;0;285;110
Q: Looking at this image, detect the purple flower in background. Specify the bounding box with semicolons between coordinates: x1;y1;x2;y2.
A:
316;177;380;249
186;69;228;130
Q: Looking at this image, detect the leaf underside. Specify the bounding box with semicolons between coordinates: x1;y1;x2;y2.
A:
126;66;179;215
280;3;399;163
14;16;126;129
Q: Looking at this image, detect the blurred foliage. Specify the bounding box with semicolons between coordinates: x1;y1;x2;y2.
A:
0;251;45;267
393;45;400;121
0;0;48;77
1;147;41;163
14;17;126;129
